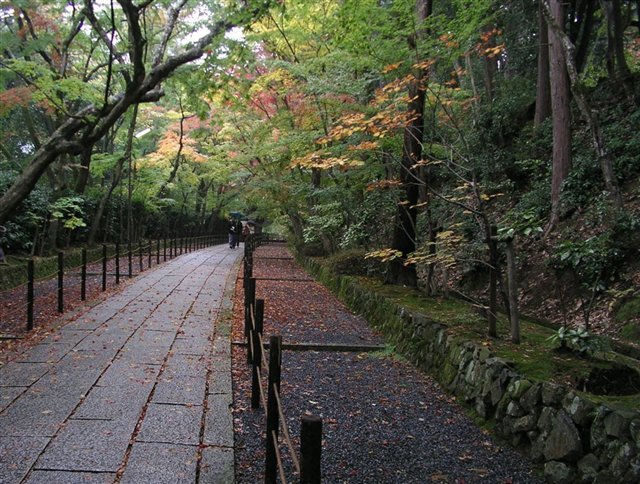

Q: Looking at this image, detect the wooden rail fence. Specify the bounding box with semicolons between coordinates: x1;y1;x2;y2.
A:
243;235;323;484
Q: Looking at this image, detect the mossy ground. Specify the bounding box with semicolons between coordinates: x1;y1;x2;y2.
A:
350;276;640;410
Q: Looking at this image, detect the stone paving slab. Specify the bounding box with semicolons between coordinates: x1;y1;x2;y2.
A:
200;446;234;484
0;362;50;387
39;329;89;345
24;470;116;483
119;442;198;484
172;334;212;356
136;403;202;445
152;375;207;406
14;341;78;364
0;386;26;412
73;384;151;421
208;365;232;395
203;393;234;447
95;359;161;388
0;386;89;437
0;436;50;483
163;353;209;378
35;419;133;472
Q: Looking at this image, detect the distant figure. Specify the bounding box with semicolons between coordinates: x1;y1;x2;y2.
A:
227;218;237;249
242;223;251;242
234;219;243;248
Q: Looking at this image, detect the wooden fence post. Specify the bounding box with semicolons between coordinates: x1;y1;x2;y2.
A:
138;239;143;272
102;244;107;291
57;251;64;313
127;242;132;277
300;415;323;484
115;242;120;284
244;277;256;338
251;328;262;409
265;335;282;484
27;259;34;331
81;248;87;301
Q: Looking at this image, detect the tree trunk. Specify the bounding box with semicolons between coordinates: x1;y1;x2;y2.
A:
548;0;572;230
574;0;596;73
534;2;552;128
87;107;138;245
388;0;432;287
74;143;94;194
505;238;520;344
600;0;633;97
543;0;623;210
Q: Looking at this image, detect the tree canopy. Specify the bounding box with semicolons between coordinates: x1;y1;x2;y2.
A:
2;0;640;338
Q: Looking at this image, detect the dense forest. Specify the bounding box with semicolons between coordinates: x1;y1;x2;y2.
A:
1;0;639;344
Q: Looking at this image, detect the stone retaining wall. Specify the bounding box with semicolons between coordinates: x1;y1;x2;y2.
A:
302;259;640;483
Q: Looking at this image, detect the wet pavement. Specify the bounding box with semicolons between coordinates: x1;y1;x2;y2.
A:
0;245;241;483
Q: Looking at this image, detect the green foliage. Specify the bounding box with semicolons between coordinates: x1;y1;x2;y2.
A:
552;233;624;288
498;208;544;240
50;197;86;230
547;326;609;356
303;201;344;246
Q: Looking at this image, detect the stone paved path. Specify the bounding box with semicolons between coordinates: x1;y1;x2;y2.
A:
0;245;242;483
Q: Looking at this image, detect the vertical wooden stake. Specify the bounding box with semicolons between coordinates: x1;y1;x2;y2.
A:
300;415;323;484
27;259;34;331
115;242;120;284
81;248;87;301
102;244;107;291
251;329;262;409
57;251;64;313
265;335;282;483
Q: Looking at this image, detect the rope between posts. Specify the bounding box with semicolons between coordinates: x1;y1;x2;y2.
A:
256;365;267;409
273;383;301;475
272;430;287;484
0;280;29;295
256;332;269;368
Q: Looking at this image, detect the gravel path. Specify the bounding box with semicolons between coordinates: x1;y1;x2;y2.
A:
231;243;542;483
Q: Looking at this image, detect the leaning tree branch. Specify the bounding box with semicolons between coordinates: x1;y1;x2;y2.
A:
151;0;189;68
0;9;244;226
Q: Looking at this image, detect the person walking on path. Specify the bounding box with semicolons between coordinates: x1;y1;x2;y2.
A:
228;217;238;248
233;219;243;248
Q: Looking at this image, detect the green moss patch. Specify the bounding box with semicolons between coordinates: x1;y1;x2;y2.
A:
304;258;640;411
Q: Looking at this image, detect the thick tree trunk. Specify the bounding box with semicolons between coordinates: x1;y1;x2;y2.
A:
388;0;432;287
74;144;94;194
548;0;572;229
534;3;552;128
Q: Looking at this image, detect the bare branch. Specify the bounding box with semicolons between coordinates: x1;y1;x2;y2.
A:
151;0;189;68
